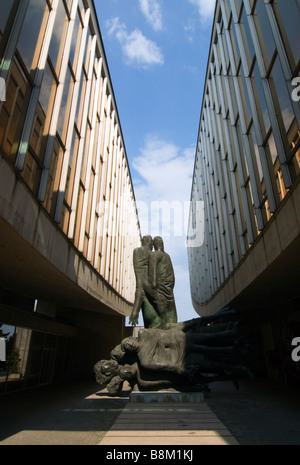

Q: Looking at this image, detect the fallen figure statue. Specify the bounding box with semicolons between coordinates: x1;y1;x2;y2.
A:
94;307;256;396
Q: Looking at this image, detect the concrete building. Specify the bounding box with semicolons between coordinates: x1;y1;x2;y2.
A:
188;0;300;382
0;0;141;392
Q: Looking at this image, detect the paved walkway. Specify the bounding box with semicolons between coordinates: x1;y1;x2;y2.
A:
1;377;300;446
99;401;238;445
0;380;126;445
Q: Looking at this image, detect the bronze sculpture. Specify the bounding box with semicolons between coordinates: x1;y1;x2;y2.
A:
94;236;255;395
129;236;177;329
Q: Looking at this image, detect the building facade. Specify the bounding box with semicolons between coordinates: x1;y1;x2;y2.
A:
0;0;141;392
188;0;300;381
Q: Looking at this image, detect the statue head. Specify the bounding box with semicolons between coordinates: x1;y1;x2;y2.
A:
111;344;125;362
121;336;139;353
153;236;164;251
142;235;153;249
93;359;119;385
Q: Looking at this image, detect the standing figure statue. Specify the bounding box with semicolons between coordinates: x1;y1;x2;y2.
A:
129;235;178;329
149;236;177;327
129;235;159;328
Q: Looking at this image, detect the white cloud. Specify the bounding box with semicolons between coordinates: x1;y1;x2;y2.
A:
133;135;194;204
106;17;164;68
188;0;216;23
184;20;196;42
138;0;163;31
123;29;164;67
132;135;195;242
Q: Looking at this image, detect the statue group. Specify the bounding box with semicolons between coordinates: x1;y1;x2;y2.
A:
94;236;255;396
129;235;177;329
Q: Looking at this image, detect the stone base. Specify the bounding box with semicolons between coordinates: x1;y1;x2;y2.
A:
129;390;204;403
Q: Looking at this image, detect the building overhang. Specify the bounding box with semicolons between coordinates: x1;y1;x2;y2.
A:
0;157;133;318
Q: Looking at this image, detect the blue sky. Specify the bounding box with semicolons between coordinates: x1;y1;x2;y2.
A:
94;0;216;323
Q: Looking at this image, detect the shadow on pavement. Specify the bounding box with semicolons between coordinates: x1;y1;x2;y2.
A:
1;376;300;445
0;380;128;445
205;378;300;445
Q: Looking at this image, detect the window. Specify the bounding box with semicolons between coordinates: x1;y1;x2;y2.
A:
0;0;14;37
56;65;73;142
69;9;82;71
288;120;300;180
39;61;55;115
17;0;49;73
240;6;255;70
272;0;300;71
48;0;68;74
43;137;62;218
254;1;276;71
65;128;79;205
252;63;271;138
269;56;295;133
22;145;42;195
0;60;30;162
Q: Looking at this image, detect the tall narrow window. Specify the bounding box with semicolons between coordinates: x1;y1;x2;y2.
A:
0;0;14;37
269;57;295;134
272;0;300;71
253;1;276;71
48;0;68;74
16;0;48;73
0;61;30;162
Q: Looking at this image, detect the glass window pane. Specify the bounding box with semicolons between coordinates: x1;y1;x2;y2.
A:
65;128;79;205
230;25;240;71
240;73;252;128
0;60;29;161
254;1;276;70
253;63;271;136
56;66;73;141
0;0;14;36
273;0;300;69
270;57;295;133
241;7;255;67
69;10;81;70
266;131;278;165
17;0;48;72
22;150;42;195
75;71;85;128
48;0;68;72
29;111;44;161
82;30;91;72
78;0;86;21
39;60;56;116
43;137;61;216
249;128;263;182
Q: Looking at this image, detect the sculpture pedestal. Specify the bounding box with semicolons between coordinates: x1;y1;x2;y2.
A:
129;390;204;403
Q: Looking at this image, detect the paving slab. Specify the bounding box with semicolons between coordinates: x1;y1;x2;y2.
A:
129;391;204;403
99;402;239;445
2;378;299;446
